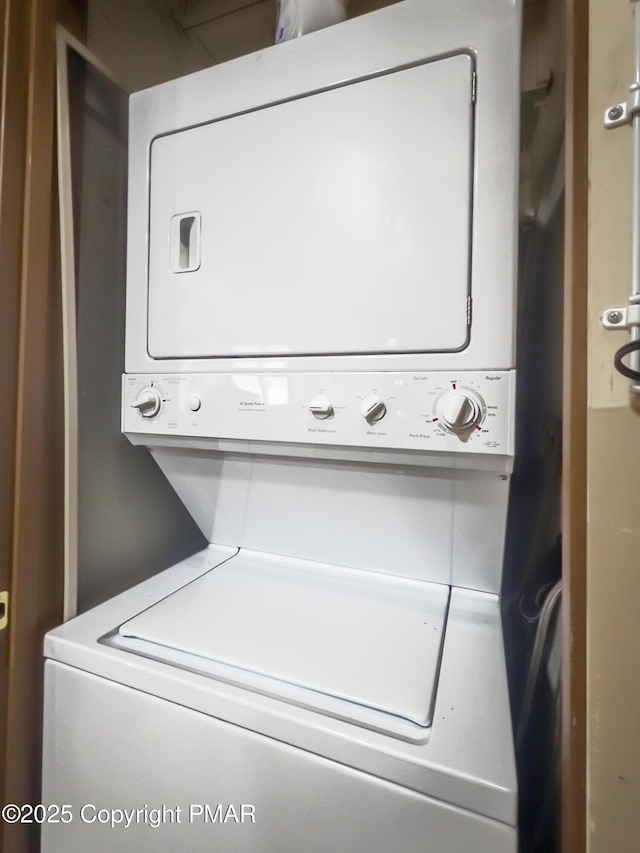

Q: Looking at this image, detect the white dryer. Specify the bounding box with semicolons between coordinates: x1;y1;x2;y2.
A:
42;1;522;850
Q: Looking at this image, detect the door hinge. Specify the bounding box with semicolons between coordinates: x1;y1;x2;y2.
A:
471;71;477;104
467;296;473;325
0;591;8;631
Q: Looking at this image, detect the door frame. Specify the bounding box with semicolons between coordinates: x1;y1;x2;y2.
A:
0;2;85;851
562;0;588;850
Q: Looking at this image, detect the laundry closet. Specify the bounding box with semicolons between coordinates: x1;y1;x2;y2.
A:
42;1;565;850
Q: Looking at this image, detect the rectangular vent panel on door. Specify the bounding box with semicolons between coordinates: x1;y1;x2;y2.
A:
147;54;475;359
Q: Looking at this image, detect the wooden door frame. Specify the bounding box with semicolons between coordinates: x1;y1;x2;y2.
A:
0;2;85;851
0;0;30;824
562;0;588;850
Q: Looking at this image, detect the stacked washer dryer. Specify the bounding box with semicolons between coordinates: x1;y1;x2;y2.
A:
42;0;522;850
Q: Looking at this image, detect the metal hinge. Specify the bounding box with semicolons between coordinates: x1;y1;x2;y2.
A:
0;592;8;631
604;84;640;129
467;296;473;325
471;71;477;104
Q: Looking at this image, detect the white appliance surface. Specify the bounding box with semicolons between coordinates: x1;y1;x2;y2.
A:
42;2;522;851
125;0;521;375
42;547;517;839
113;549;449;738
122;370;515;459
147;54;473;359
42;657;516;853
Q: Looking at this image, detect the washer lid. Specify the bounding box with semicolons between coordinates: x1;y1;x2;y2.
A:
115;550;449;740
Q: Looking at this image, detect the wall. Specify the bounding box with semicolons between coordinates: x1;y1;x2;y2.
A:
87;0;394;93
64;47;207;612
588;0;640;849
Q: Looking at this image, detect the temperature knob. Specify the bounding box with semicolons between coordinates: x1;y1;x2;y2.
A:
437;390;483;433
132;387;162;419
360;394;387;424
308;394;334;420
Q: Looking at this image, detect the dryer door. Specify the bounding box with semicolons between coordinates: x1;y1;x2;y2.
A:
146;53;474;359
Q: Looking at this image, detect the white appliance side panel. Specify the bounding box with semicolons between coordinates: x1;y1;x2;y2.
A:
147;55;473;359
42;660;517;853
451;473;510;591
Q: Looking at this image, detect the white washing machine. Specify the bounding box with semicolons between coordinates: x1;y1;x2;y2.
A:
42;0;522;850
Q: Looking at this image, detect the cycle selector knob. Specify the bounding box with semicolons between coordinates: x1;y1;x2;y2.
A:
437;390;483;433
360;394;387;424
308;394;334;420
132;387;162;419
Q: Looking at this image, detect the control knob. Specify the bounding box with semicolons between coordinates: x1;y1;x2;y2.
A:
436;390;483;434
132;387;162;419
308;394;334;420
360;394;387;425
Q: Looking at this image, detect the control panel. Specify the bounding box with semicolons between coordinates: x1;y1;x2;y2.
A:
122;371;514;456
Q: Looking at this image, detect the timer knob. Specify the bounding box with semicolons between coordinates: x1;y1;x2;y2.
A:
308;394;334;420
132;387;162;419
437;390;483;433
360;394;387;424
